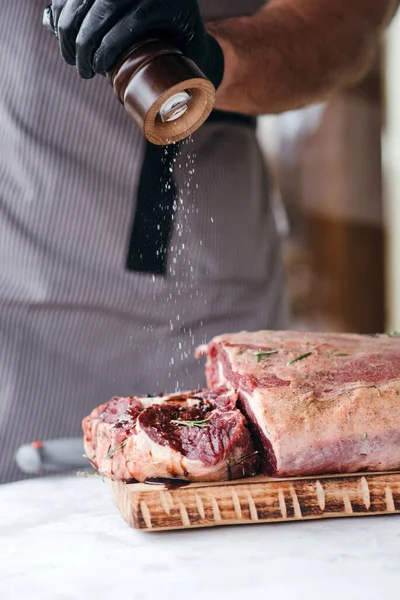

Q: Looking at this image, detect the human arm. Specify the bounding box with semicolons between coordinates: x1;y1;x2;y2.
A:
209;0;398;114
51;0;398;115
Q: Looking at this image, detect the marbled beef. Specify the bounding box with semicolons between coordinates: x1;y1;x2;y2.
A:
82;387;258;482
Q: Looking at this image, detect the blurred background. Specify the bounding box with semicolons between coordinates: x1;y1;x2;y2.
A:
256;12;400;335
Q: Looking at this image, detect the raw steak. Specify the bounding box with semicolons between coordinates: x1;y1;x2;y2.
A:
82;387;258;483
199;330;400;477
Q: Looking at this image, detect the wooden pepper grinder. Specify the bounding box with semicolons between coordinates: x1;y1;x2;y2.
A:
43;7;216;146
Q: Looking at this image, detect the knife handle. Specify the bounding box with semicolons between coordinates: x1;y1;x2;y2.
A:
15;438;87;474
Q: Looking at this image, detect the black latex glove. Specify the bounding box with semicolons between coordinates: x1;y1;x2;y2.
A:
51;0;224;88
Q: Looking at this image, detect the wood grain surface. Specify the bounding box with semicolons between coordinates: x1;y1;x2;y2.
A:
111;471;400;532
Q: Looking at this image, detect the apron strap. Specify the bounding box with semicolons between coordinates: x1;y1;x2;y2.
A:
125;110;256;276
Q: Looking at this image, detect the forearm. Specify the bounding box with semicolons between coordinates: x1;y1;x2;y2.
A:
207;0;397;114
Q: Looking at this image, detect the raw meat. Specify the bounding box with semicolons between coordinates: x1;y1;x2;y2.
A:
82;387;258;483
199;330;400;477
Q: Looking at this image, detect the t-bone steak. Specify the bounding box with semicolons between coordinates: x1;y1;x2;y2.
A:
199;330;400;477
82;387;258;482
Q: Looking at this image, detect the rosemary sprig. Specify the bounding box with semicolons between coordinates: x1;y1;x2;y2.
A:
105;439;128;459
77;471;107;484
373;331;400;338
232;450;259;467
254;350;279;362
76;471;103;478
336;352;349;357
287;351;312;366
171;417;211;428
361;432;368;440
227;451;259;480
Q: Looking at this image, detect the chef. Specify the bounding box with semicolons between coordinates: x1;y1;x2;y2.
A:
0;0;396;483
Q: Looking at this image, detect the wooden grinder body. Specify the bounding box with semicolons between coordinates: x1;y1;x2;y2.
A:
108;40;216;145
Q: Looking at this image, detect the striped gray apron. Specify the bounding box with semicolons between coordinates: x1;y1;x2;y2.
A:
0;0;288;483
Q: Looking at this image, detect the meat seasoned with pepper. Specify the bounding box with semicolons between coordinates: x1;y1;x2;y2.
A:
199;330;400;477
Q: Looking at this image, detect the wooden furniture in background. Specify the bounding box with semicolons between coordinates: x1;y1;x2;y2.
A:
301;57;384;333
308;216;385;334
267;56;385;333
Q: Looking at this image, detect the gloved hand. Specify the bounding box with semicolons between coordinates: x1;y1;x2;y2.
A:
51;0;224;87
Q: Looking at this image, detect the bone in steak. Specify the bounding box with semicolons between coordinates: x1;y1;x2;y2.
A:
199;330;400;477
82;387;258;482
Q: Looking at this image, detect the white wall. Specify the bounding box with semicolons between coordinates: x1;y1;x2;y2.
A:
383;11;400;330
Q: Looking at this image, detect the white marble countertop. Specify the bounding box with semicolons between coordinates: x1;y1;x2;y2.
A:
1;476;400;600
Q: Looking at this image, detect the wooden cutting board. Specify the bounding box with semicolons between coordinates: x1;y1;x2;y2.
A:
111;471;400;532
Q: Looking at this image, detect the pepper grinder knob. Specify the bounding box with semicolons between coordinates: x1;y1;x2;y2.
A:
108;40;215;145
